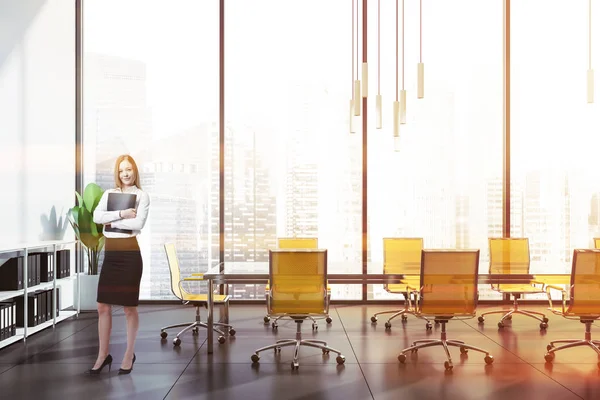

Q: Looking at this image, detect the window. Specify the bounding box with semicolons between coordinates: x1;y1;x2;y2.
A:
225;0;362;299
511;1;600;297
83;0;219;299
367;0;503;299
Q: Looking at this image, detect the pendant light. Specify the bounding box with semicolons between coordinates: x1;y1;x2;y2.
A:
417;0;424;99
588;0;594;103
354;0;361;116
350;0;356;133
376;0;382;128
393;0;401;151
400;0;406;124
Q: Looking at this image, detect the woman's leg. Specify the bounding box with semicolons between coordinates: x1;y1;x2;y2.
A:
93;302;112;368
122;306;139;368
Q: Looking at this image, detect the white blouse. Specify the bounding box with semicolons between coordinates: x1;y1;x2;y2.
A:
92;186;150;239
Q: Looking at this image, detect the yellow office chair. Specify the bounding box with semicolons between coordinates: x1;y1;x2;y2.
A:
160;243;235;346
478;238;549;329
593;238;600;249
264;237;332;329
544;249;600;367
398;250;494;371
251;249;345;370
371;238;432;330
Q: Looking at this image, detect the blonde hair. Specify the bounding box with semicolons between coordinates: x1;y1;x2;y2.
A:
113;154;142;189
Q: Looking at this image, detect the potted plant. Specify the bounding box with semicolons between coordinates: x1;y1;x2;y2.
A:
67;183;105;311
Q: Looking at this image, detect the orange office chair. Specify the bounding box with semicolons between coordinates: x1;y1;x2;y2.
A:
160;243;235;346
264;237;332;329
251;249;345;370
370;238;432;330
398;249;494;371
544;249;600;368
478;238;549;330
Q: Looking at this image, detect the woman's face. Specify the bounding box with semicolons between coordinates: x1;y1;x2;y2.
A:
119;160;135;187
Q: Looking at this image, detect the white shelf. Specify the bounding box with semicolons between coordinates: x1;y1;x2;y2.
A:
0;310;78;350
0;276;77;302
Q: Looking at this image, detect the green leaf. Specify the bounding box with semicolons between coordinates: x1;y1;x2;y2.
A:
75;191;83;208
83;183;104;213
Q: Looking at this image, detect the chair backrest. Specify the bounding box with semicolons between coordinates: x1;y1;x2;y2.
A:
278;237;318;249
383;238;423;275
488;238;530;274
568;249;600;315
593;238;600;249
269;249;327;315
419;249;480;316
164;243;183;300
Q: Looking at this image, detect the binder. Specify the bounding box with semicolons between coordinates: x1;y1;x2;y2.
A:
33;252;53;282
16;293;38;327
36;290;46;324
105;192;137;234
0;304;5;340
0;300;18;339
0;257;23;290
28;253;40;286
56;250;70;278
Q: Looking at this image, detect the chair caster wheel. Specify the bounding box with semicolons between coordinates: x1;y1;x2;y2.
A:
218;336;226;344
291;361;299;370
251;354;260;363
326;317;332;324
192;327;199;335
229;328;236;336
542;317;549;323
160;331;168;339
459;346;468;354
498;322;505;328
547;344;554;351
544;352;555;362
272;323;278;330
263;316;270;324
401;315;408;321
484;355;494;364
444;361;453;371
478;316;484;323
398;354;407;363
540;322;548;330
336;355;345;364
312;323;318;331
371;316;377;323
173;337;181;346
322;349;330;354
384;322;391;329
426;323;433;330
274;347;281;353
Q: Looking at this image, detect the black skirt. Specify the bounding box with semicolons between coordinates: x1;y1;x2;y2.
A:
97;237;143;307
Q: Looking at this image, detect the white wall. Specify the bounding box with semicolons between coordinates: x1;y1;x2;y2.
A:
0;0;75;246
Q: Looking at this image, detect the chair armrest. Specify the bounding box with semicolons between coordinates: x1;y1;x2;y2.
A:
545;284;568;315
183;277;204;281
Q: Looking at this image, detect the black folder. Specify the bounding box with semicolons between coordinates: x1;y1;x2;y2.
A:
106;192;137;234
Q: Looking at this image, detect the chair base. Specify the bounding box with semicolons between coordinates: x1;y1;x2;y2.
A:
545;320;600;368
160;302;234;346
398;320;494;371
251;320;345;369
478;295;549;329
371;304;432;330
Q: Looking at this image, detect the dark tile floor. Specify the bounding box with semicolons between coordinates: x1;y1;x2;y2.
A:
1;304;600;399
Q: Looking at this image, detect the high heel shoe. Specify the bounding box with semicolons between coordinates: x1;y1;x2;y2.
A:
85;354;113;375
118;353;136;375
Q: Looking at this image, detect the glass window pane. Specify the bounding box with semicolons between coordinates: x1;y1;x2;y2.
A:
512;0;600;299
367;0;503;300
83;0;219;299
225;0;362;300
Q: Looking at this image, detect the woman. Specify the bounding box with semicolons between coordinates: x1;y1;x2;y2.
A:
88;154;150;375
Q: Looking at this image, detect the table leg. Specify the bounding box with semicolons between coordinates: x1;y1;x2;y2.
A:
207;278;214;354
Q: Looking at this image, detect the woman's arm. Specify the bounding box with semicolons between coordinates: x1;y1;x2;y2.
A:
110;191;150;231
92;191;122;224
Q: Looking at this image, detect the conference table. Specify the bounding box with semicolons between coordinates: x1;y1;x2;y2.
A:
202;261;570;354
